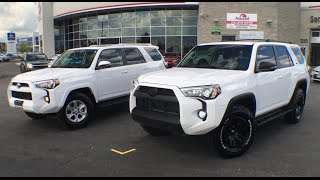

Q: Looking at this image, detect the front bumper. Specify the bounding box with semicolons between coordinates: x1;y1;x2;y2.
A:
311;71;320;81
130;83;228;135
7;80;62;114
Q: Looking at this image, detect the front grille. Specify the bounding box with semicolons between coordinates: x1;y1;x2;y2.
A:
11;91;32;100
135;86;179;115
12;82;29;87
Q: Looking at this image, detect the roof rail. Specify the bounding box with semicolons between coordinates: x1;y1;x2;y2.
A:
222;39;292;44
89;43;154;47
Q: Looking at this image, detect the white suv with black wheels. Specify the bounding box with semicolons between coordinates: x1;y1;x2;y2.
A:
7;44;166;129
130;41;310;157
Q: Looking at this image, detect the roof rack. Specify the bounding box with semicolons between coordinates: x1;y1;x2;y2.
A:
222;39;292;44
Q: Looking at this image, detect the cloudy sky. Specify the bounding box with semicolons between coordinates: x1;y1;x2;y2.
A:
0;2;38;42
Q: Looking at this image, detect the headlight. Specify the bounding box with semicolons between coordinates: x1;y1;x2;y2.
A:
133;79;139;88
180;84;221;100
27;63;33;69
33;79;60;89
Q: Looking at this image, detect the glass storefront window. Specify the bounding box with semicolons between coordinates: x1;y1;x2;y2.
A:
74;24;79;32
79;17;87;23
98;29;108;37
166;36;181;54
121;18;135;27
81;39;88;47
88;39;97;46
182;36;197;57
183;27;197;35
80;31;87;39
151;27;165;36
167;27;181;35
68;33;73;40
109;20;121;28
87;30;98;39
182;17;197;26
80;23;87;31
166;17;182;26
181;10;198;16
109;13;121;20
87;16;98;30
123;28;136;36
136;11;150;18
166;10;182;17
74;32;80;39
136;17;151;27
150;10;164;17
98;21;108;29
110;28;121;37
137;27;150;36
74;40;80;48
151;17;165;26
151;36;165;53
122;37;136;43
137;37;150;43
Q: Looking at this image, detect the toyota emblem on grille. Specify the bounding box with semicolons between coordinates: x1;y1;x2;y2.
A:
16;83;22;88
148;87;158;96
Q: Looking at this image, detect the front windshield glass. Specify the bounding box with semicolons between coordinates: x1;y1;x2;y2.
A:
26;54;47;61
51;49;97;68
178;45;253;71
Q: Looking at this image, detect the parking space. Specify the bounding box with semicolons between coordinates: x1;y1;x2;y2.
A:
1;61;320;176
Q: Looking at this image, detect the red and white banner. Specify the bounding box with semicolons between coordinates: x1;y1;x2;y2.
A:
226;13;257;29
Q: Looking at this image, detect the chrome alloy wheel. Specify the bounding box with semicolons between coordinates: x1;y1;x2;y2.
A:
65;100;87;122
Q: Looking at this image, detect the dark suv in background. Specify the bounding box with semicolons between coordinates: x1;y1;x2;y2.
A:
20;52;49;73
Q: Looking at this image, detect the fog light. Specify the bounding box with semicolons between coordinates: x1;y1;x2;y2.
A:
198;110;207;119
44;96;50;102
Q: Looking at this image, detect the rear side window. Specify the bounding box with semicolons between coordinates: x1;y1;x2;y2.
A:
144;47;162;61
124;48;146;65
256;46;276;67
291;46;305;64
274;46;293;69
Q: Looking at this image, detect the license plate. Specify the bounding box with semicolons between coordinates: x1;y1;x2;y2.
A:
14;100;23;109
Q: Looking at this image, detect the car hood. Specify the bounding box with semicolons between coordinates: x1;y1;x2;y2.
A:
313;66;320;72
138;67;249;88
13;68;91;82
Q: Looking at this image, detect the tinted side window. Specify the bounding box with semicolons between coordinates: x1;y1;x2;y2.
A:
274;46;293;69
98;49;123;67
144;47;162;61
124;48;146;65
291;46;305;64
256;46;276;68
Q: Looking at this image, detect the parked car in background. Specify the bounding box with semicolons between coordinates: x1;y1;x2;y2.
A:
48;54;61;67
164;52;181;68
7;44;166;129
0;53;10;62
20;52;48;73
311;66;320;82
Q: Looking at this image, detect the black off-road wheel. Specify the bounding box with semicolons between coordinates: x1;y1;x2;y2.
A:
24;112;47;119
57;92;94;129
140;124;171;136
208;105;256;158
286;88;305;124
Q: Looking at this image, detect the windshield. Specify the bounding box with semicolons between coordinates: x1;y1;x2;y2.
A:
51;49;97;68
178;45;253;71
26;54;47;61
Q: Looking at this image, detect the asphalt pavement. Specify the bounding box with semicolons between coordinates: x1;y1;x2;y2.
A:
0;61;320;177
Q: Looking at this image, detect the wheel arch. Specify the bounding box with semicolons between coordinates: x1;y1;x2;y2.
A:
225;92;257;117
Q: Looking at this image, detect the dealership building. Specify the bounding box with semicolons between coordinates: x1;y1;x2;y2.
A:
38;2;320;66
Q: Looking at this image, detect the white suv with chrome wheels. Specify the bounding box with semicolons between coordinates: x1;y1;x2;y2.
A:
130;41;310;157
7;44;166;129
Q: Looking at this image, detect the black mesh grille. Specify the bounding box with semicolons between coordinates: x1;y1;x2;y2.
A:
11;91;32;100
135;86;179;115
12;82;29;87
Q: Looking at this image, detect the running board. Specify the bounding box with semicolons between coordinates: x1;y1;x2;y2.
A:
96;95;129;109
255;106;292;127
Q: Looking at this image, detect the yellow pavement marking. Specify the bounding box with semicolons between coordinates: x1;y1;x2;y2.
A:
110;148;136;155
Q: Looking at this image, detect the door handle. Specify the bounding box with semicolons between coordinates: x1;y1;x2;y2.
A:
121;71;128;74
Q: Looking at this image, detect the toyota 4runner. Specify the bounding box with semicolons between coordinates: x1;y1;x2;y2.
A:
130;41;310;157
7;44;166;129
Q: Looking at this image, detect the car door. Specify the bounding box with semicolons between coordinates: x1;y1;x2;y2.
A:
254;45;280;115
122;48;148;92
95;48;130;101
273;45;294;105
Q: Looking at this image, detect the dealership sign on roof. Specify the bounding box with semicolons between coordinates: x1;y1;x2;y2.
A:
226;13;257;29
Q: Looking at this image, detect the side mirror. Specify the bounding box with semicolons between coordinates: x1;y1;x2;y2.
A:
256;61;277;72
96;61;111;70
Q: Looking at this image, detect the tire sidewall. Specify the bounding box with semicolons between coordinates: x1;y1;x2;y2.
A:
58;93;94;129
210;105;256;158
290;89;305;123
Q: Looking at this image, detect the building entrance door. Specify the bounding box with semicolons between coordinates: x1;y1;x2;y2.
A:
98;37;120;45
311;43;320;66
